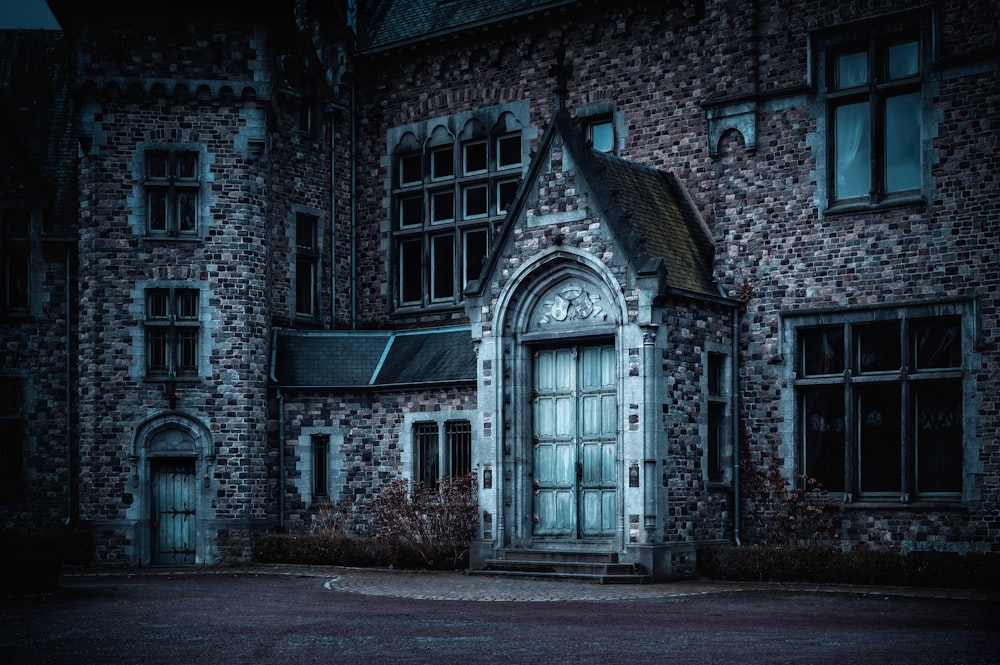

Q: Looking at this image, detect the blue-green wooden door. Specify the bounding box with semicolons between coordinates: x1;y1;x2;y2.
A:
151;459;196;565
533;345;617;538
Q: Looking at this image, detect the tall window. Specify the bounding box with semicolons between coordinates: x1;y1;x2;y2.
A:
706;352;729;484
311;434;329;499
393;126;522;308
295;213;319;318
792;306;966;502
0;209;30;314
145;149;199;236
821;19;924;206
414;420;472;487
0;377;23;502
145;288;200;378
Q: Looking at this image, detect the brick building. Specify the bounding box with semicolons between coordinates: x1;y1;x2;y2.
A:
1;0;996;576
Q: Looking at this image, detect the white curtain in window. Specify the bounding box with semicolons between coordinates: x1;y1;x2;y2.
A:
835;102;870;199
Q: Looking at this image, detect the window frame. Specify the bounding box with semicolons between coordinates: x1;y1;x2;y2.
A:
144;148;201;238
785;302;970;505
414;419;473;488
294;212;320;320
814;11;931;213
390;115;526;311
311;434;329;500
705;351;731;486
144;287;202;379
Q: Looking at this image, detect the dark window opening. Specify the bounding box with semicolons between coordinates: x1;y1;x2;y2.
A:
145;149;199;236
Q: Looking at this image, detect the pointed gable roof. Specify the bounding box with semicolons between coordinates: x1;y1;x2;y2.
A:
471;110;719;300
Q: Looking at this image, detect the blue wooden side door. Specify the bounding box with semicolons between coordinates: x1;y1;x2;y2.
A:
533;345;617;539
151;459;196;565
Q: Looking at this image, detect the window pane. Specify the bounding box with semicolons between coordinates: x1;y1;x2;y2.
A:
835;101;871;200
497;178;518;214
888;41;918;79
856;322;900;373
399;153;421;185
884;92;920;193
296;258;315;315
588;120;614;153
497;134;520;169
446;421;472;477
707;402;725;483
146;290;169;318
296;214;316;250
431;190;454;223
913;317;962;369
148;190;168;232
312;435;329;498
858;385;902;493
431;234;455;301
707;353;725;396
463;184;488;218
399;195;422;228
177;191;197;232
147;328;169;372
415;422;439;486
147;151;168;178
177;329;198;373
801;327;844;376
837;51;868;88
430;146;454;180
803;387;845;492
464;141;487;174
399;238;422;304
463;228;488;286
915;381;962;493
176;290;198;319
176;152;197;179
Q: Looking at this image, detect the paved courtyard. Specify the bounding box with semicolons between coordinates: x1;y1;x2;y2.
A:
2;567;997;664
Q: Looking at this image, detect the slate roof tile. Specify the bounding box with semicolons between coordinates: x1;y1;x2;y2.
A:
273;327;476;388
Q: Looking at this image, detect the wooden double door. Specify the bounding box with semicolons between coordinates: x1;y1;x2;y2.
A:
532;344;618;539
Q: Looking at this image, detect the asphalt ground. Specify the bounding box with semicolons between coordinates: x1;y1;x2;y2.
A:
2;566;998;665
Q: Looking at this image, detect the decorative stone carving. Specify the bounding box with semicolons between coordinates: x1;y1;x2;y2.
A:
537;283;606;326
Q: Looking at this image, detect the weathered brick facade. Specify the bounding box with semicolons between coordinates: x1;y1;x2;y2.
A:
2;0;996;571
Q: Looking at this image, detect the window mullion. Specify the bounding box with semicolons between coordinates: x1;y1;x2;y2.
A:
843;322;855;499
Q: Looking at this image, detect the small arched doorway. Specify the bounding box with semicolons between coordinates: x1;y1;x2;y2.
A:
134;413;212;566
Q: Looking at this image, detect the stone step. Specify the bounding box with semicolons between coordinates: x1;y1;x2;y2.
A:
471;549;649;584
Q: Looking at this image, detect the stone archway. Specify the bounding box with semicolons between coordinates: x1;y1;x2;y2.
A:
133;412;213;566
490;249;627;551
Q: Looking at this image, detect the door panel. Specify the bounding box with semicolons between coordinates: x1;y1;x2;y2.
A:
152;459;196;565
533;344;617;539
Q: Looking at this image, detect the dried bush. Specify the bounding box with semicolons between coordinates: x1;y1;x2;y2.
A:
371;472;478;569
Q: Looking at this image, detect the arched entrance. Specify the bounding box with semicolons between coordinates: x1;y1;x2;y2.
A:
133;413;213;566
491;249;627;551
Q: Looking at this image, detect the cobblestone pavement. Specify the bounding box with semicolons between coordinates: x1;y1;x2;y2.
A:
74;564;1000;603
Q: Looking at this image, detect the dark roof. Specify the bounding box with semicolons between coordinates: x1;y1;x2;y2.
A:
273;327;476;388
471;110;719;300
358;0;579;51
588;149;718;297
